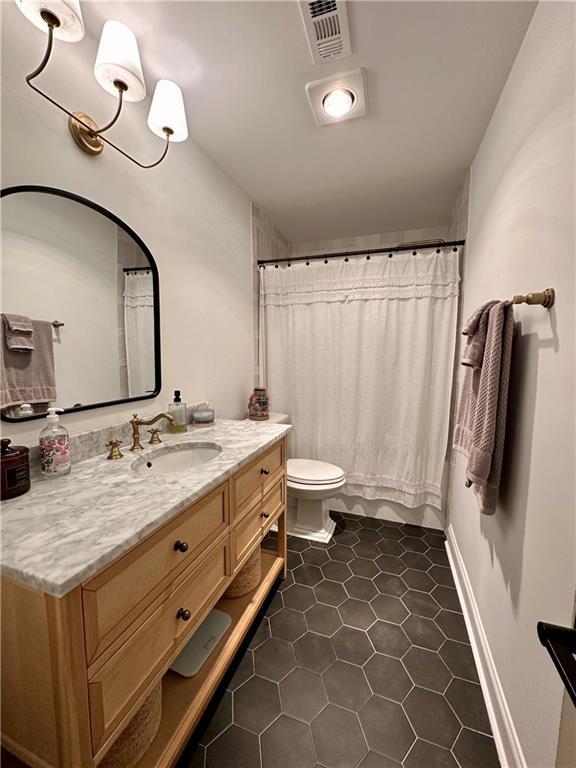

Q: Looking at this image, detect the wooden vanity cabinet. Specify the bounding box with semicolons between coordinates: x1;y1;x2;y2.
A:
1;438;287;768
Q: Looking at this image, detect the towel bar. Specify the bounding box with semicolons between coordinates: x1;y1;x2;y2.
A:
512;288;555;308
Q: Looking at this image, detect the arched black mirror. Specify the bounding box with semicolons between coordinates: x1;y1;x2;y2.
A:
1;186;161;421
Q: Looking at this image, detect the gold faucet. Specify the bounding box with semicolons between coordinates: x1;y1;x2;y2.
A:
129;413;177;452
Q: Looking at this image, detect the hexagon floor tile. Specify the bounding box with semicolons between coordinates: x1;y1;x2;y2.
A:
311;704;368;768
280;667;327;722
233;675;280;734
261;714;316;768
363;653;412;702
359;695;415;762
178;520;499;768
323;659;371;711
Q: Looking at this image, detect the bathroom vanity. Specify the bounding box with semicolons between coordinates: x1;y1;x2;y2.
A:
1;420;289;768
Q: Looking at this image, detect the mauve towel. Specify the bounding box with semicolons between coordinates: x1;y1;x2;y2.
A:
461;300;498;368
453;301;515;515
2;313;35;350
0;320;57;409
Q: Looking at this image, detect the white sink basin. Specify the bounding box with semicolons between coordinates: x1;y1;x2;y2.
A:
131;442;222;476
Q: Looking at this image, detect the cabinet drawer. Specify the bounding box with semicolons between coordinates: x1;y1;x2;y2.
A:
82;482;229;664
232;499;262;571
261;473;285;535
88;535;230;753
232;441;283;511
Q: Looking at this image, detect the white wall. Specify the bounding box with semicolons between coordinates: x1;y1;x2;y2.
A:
1;3;254;445
292;226;449;259
447;4;575;767
2;193;122;408
251;204;292;385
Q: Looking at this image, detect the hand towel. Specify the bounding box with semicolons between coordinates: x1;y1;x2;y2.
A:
461;300;498;368
453;301;515;515
2;313;35;350
0;320;57;410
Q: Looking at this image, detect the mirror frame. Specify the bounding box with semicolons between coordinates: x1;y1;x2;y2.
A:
1;185;162;422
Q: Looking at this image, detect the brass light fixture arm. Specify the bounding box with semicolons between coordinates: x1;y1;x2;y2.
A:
24;16;172;168
91;82;126;136
25;13;57;81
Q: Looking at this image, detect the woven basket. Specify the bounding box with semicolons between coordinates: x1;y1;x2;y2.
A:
224;548;262;598
100;681;162;768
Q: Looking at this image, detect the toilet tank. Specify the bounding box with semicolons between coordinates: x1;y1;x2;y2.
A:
267;413;291;425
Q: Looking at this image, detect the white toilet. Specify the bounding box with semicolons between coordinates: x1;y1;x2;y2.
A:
258;413;345;543
286;458;346;543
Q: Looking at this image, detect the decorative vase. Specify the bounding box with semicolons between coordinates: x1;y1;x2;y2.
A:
248;387;269;421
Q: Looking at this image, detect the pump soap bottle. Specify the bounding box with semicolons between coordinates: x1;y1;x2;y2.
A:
168;390;187;433
39;407;71;478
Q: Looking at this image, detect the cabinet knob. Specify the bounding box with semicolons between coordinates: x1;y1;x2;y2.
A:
173;540;189;553
260;468;270;476
177;608;191;621
261;512;270;519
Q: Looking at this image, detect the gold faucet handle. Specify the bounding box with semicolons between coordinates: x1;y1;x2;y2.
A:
106;439;124;460
148;428;163;445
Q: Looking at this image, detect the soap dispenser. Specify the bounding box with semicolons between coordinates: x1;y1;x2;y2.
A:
39;407;71;477
168;390;187;433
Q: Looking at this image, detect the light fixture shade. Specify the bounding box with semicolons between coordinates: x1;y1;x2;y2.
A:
94;20;146;103
14;0;84;41
147;80;188;143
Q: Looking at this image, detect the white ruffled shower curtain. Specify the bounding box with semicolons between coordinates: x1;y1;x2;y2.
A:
124;271;155;397
260;249;459;510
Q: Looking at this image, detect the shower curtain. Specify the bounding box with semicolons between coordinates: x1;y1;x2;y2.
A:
124;271;155;397
260;249;459;510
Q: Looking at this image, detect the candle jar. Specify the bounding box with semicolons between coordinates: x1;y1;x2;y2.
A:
248;387;270;421
1;438;31;500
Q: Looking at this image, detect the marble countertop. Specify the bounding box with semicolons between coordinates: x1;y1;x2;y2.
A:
1;420;290;597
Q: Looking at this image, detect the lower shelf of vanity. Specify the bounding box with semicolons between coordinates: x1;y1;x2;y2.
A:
138;549;284;768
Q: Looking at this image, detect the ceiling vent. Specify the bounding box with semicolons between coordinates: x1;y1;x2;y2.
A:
299;1;352;64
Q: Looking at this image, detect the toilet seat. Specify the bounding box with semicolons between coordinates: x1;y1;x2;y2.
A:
287;458;345;487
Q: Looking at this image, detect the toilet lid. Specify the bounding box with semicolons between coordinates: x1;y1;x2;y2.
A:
287;459;345;486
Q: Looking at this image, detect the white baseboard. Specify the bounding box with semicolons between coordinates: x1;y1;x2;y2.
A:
445;525;527;768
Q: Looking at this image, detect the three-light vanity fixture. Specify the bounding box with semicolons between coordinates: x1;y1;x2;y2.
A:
15;0;188;168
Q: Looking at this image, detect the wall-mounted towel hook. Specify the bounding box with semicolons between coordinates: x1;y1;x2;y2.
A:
51;320;64;328
512;288;555;308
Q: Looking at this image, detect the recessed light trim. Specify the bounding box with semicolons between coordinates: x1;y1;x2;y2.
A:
322;88;356;118
305;68;367;126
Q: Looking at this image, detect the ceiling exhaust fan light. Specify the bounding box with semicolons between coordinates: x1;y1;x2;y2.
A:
94;20;146;102
14;0;84;41
147;80;188;142
322;88;355;118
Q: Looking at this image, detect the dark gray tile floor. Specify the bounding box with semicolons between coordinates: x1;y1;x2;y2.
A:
180;513;500;768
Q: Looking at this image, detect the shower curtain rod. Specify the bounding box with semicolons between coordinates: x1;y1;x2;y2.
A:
257;239;466;267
